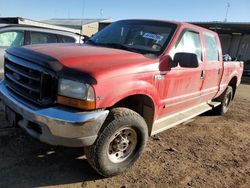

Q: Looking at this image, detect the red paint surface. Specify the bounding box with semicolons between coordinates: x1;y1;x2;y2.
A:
24;21;243;121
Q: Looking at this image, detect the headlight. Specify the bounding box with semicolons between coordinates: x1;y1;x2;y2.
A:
58;79;95;101
57;79;96;110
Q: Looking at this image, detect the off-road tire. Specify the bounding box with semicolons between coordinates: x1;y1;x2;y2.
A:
85;107;148;177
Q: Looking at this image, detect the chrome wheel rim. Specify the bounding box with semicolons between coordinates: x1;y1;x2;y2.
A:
107;127;137;163
224;92;232;107
223;91;232;112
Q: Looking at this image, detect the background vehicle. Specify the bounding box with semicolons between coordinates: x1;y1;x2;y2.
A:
0;24;82;73
243;60;250;76
0;20;243;177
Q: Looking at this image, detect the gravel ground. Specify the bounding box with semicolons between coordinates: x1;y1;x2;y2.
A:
0;78;250;188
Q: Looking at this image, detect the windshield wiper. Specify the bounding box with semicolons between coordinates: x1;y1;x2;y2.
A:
98;43;142;54
86;41;144;54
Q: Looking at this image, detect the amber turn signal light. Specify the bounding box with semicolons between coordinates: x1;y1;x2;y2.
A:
57;95;96;110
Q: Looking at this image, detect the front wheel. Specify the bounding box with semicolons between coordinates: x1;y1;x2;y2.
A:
85;108;148;177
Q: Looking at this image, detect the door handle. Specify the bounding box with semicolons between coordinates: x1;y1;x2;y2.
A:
200;70;205;80
218;68;221;75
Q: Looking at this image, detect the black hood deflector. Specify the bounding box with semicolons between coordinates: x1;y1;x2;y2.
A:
6;47;97;84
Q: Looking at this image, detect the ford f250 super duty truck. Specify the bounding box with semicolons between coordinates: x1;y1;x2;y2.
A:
0;20;243;177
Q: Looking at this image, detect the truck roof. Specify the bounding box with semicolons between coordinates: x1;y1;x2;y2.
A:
119;19;218;35
0;24;9;28
176;21;218;34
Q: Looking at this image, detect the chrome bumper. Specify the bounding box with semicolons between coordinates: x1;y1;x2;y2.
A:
0;81;109;147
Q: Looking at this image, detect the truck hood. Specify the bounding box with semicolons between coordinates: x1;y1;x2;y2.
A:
22;43;158;80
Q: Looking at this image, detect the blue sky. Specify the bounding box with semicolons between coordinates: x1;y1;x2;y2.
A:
0;0;249;22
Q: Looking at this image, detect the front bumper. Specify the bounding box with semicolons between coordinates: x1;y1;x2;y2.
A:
0;81;109;147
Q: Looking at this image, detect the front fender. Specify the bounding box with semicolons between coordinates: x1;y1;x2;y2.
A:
94;79;160;111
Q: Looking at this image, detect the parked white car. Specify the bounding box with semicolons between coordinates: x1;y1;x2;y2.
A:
0;24;83;73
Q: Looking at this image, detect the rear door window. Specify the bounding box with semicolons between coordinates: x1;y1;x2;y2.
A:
0;31;24;48
58;35;76;43
30;31;57;44
204;33;219;61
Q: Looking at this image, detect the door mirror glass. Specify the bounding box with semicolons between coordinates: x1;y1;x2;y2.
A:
173;52;199;68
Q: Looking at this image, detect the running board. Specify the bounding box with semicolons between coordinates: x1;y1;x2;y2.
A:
151;101;221;135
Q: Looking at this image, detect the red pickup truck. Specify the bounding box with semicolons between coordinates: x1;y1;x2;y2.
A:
0;20;243;177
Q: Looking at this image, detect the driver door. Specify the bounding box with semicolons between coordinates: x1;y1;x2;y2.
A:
157;30;205;118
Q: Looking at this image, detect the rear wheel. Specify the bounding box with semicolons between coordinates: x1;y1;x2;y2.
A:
213;86;233;115
85;108;148;177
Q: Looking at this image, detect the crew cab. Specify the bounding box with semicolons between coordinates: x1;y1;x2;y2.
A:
0;20;243;177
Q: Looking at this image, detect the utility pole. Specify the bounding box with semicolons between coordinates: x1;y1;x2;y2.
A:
80;0;85;35
100;9;103;19
224;2;230;22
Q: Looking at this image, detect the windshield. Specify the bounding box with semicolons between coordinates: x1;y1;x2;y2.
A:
87;20;177;56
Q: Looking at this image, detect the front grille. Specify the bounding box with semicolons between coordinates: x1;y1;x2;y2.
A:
4;54;57;106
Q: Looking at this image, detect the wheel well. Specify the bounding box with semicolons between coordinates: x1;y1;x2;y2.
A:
113;95;155;135
228;76;237;99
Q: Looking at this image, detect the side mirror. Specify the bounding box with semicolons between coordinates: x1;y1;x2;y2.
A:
173;52;199;68
82;35;90;43
159;55;174;72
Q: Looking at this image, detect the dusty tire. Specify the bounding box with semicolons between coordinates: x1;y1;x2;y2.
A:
85;107;148;177
213;86;233;115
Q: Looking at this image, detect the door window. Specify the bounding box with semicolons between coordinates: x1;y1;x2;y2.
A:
204;33;219;61
30;32;57;44
170;30;202;62
0;31;24;47
58;35;76;43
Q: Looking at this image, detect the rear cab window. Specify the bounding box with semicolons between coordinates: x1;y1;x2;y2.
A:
203;32;219;62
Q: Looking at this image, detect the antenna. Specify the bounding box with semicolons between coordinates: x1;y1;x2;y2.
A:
80;0;85;43
100;9;103;19
224;2;230;22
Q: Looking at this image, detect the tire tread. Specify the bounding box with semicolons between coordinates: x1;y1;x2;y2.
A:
85;107;148;177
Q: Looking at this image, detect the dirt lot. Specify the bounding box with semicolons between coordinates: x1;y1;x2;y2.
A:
0;78;250;188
